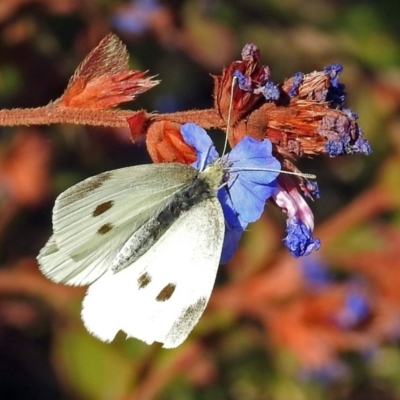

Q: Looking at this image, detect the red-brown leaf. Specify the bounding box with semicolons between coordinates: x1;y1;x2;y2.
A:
127;110;148;142
56;33;159;109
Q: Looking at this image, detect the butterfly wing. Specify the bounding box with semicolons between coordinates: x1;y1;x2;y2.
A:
81;197;225;348
38;163;197;286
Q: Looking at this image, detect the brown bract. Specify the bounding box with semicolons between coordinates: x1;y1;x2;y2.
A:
56;33;159;109
0;33;159;128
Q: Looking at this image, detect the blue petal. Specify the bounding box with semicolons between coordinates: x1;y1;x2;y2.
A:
220;227;243;264
180;123;219;169
227;136;280;174
305;180;320;198
218;189;244;263
283;217;321;257
227;177;274;228
225;137;280;227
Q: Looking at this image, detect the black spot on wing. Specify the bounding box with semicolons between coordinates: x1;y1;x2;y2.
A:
138;272;151;289
156;283;176;301
92;200;114;217
97;223;114;235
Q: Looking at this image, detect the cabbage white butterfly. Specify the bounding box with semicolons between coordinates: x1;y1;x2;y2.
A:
38;123;280;348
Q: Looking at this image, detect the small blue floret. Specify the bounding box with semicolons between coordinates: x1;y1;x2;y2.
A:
233;70;253;92
288;72;304;97
262;81;280;101
283;217;321;257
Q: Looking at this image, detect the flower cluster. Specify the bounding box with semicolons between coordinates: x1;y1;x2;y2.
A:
210;43;372;257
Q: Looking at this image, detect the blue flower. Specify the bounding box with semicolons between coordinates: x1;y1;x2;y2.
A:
233;70;253;92
180;123;280;262
305;180;320;199
240;43;260;62
288;72;304;97
262;81;280;101
335;292;370;329
111;0;161;35
299;361;347;383
283;217;321;257
325;140;346;156
301;255;331;289
319;111;372;157
324;63;346;107
273;176;321;257
324;63;343;88
233;69;280;101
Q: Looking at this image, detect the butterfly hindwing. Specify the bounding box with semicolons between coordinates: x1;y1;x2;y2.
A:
38;163;198;286
81;197;225;348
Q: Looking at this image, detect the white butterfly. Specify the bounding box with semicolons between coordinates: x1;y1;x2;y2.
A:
38;162;225;348
38;124;280;348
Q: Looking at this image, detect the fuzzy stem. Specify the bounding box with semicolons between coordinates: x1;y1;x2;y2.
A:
0;105;139;128
154;108;224;129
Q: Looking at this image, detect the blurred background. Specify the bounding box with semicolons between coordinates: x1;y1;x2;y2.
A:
0;0;400;399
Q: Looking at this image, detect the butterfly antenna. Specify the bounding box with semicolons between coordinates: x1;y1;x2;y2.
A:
228;165;317;180
275;170;317;180
221;76;238;158
200;144;215;171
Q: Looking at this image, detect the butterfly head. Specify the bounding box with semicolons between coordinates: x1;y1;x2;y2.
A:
198;158;228;196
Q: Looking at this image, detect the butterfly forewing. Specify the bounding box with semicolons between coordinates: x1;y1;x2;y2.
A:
81;197;225;348
39;163;198;286
38;233;135;285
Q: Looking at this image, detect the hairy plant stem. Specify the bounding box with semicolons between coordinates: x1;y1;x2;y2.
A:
0;105;226;131
154;109;224;129
0;104;137;128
